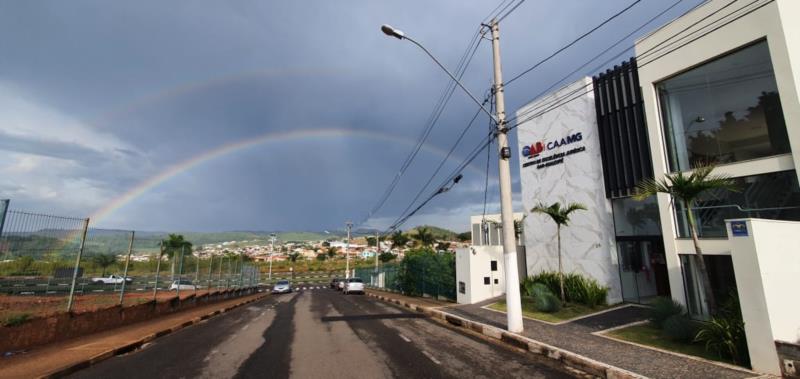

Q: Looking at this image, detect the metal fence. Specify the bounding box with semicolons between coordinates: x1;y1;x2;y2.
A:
0;206;260;316
355;261;456;301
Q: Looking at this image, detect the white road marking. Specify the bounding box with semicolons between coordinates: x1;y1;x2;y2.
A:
422;350;441;365
398;334;411;342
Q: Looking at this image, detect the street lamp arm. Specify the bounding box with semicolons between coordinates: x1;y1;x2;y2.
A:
401;35;498;124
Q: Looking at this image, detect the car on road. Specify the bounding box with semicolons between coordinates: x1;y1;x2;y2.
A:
343;277;364;294
91;274;133;285
337;279;345;291
329;277;340;289
169;279;196;291
271;280;292;294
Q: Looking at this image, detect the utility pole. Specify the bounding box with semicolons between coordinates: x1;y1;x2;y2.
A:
374;232;380;287
490;18;524;333
269;233;276;281
345;221;352;279
118;230;135;305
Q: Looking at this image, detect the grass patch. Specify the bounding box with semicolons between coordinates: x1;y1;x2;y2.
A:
488;298;612;323
606;322;737;366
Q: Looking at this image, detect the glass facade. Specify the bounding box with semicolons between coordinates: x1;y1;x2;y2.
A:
658;40;790;171
675;170;800;238
612;197;662;236
680;254;738;319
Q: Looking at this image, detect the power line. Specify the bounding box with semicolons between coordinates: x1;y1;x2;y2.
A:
504;0;642;86
496;0;527;23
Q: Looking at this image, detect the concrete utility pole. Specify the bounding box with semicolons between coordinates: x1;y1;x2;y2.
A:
345;221;353;279
269;233;277;281
118;230;135;305
380;21;523;332
489;18;524;333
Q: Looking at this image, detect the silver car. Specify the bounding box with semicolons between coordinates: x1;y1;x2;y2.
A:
272;280;292;294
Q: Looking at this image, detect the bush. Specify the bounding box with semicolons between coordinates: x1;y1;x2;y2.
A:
662;314;697;342
534;292;561;313
526;271;608;307
3;313;31;327
694;293;750;367
648;297;685;328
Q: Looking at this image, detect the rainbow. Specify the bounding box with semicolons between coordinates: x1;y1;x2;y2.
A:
89;127;485;226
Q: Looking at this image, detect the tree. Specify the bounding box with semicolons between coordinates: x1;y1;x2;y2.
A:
531;201;587;303
389;231;410;248
326;247;337;259
435;241;451;252
634;162;736;315
162;234;192;280
92;254;118;276
316;253;327;261
456;231;471;242
412;227;436;247
378;252;397;263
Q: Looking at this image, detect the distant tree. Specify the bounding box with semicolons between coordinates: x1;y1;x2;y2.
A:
366;236;376;246
389;231;410;248
531;201;587;303
378;252;397;263
321;241;331;247
316;253;327;261
326;247;337;259
412;227;436;247
92;254;117;276
435;242;451;252
456;232;471;242
162;234;192;280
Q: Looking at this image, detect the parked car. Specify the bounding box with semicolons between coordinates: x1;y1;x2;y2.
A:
343;277;364;295
91;274;133;285
330;277;340;289
337;279;345;291
272;280;292;294
169;279;196;291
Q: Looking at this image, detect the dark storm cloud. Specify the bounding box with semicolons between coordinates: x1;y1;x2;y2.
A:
0;0;704;232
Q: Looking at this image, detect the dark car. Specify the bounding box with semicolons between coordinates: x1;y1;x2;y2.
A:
330;277;340;289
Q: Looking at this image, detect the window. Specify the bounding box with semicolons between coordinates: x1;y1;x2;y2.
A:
680;254;738;319
674;170;800;238
459;281;465;294
490;260;498;271
658;41;790;172
483;277;490;285
612;197;662;236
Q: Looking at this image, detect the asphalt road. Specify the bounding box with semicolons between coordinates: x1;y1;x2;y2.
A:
69;288;572;379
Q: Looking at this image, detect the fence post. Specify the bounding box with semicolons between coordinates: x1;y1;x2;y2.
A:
194;250;199;295
66;218;90;312
153;242;163;302
207;254;213;294
119;230;135;305
0;199;9;239
218;255;224;290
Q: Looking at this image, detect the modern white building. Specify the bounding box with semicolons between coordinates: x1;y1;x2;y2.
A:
455;213;526;304
513;0;800;374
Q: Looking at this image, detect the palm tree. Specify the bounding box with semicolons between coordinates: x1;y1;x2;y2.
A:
162;234;192;280
412;227;436;247
634;162;736;315
531;201;587;302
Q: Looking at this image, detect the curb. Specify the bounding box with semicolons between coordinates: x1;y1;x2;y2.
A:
38;292;268;379
366;291;647;379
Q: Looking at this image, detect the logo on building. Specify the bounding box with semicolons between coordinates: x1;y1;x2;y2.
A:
521;133;582;159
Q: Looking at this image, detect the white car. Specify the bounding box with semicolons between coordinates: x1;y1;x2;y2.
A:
169;279;196;291
271;280;292;294
91;274;133;285
343;277;364;294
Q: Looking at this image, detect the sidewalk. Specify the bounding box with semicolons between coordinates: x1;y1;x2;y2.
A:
366;289;762;379
0;292;267;379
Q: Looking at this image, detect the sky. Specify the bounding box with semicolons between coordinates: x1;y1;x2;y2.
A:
0;0;704;233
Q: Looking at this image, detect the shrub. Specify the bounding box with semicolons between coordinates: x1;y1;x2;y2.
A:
534;292;561;313
526;271;608;307
662;314;697;342
694;293;750;367
648;297;685;328
3;313;31;327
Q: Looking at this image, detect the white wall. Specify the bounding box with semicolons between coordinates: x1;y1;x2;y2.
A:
515;77;621;304
727;218;800;375
456;246;505;304
635;0;800;305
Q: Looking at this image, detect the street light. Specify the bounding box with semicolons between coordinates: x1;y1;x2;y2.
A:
380;21;524;333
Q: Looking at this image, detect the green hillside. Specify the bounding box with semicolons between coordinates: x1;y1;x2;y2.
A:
405;225;459;241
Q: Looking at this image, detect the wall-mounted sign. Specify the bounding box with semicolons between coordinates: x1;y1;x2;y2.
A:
730;221;748;237
521;132;586;170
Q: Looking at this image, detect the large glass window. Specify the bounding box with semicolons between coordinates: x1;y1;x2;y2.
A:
658;41;790;171
680;254;737;319
675;170;800;238
613;197;662;236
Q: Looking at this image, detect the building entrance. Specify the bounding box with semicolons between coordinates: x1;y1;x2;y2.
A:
616;237;670;303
